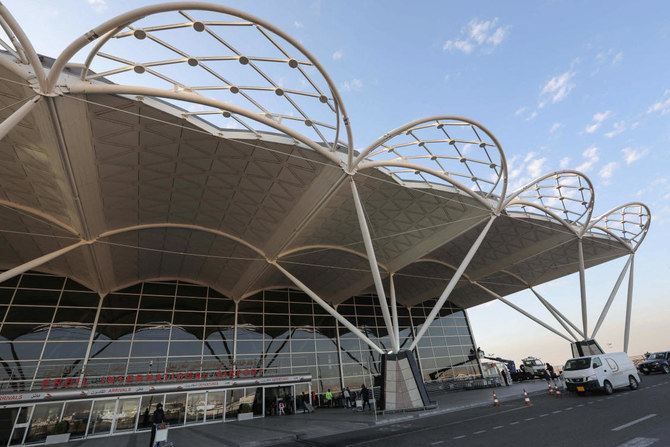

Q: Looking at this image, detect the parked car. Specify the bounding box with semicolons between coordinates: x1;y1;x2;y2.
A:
563;352;640;395
637;351;670;375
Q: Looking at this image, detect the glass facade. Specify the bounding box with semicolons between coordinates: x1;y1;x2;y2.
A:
0;272;481;394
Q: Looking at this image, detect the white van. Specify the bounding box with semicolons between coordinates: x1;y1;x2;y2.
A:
562;352;640;395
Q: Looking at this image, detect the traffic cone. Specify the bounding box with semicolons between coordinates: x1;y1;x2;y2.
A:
523;388;532;406
555;386;562;398
493;391;500;407
548;381;554;395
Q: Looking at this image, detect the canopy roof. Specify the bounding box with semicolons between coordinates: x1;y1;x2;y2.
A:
0;3;650;311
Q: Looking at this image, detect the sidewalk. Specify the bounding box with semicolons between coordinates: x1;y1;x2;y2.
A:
64;380;552;447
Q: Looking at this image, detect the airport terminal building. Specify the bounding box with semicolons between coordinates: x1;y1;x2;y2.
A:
0;2;649;445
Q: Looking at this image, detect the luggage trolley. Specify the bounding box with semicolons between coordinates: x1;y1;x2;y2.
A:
153;423;177;447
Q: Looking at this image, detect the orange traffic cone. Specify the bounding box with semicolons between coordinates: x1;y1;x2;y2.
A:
493;391;500;407
547;381;554;395
555;386;562;398
523;388;532;406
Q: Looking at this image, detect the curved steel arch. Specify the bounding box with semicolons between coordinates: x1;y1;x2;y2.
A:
402;257;473;282
108;275;232;298
278;244;389;272
503;170;595;235
588;202;651;252
0;198;81;237
354;116;507;207
46;2;353;159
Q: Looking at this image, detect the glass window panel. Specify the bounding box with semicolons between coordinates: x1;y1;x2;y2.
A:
174;297;206;311
53;308;96;324
0;275;19;287
205;313;235;326
206;299;234;312
290;338;315;353
115;397;140;432
335;304;354;316
290;353;316;367
237;301;263;313
25;403;64;443
0;342;44;360
289;313;313;327
186;392;206;424
61;400;90;439
117;284;141;294
131;341;168;357
315;338;337;352
98;309;136;325
10;426;26;445
317;352;339;367
173;311;204;326
136;311;171;325
19;274;64;290
90;341;131;359
166;357;200;373
0;288;15;304
94;325;134;341
0;324;48;342
134;327;171;341
88;400;116;436
168;341;202;357
206;391;224;421
265;335;290;354
140;295;174;310
225;389;245;418
34;360;81;380
6;306;54;323
176;284;207;297
164;393;186;426
41;342;88;359
236;340;263;356
203;339;233;358
103;294;139;309
171;326;202;341
126;358;161;375
264;314;288;327
142;282;176;296
11;290;60;306
236;326;264;340
264;300;288;314
237;313;262;326
64;278;89;291
138;395;164;431
59;291;98;307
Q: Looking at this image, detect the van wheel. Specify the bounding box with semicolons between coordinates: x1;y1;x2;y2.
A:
662;364;669;374
628;376;639;390
603;380;613;395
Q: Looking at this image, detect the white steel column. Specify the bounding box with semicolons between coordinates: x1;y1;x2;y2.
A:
529;287;585;339
349;178;398;353
409;215;496;351
591;255;633;340
0;96;41;142
272;261;385;355
233;301;239;363
474;282;573;342
0;240;89;284
623;254;635;353
577;238;588;338
79;292;105;387
389;273;400;351
529;288;581;341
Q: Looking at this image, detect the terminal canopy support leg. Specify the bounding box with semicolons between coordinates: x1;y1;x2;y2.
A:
409;215;496;351
474;282;573;343
623;254;635;353
0;95;40;142
530;288;581;341
271;261;385;355
0;240;88;284
350;178;398;353
389;273;400;351
577;238;588;338
591;255;633;340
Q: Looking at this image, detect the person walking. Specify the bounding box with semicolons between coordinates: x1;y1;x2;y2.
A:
302;391;309;413
343;387;351;408
149;403;165;447
325;389;333;408
361;384;370;411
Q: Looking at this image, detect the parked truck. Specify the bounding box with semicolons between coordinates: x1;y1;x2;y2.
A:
520;356;547;379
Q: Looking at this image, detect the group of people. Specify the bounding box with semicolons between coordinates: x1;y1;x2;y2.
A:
302;385;372;412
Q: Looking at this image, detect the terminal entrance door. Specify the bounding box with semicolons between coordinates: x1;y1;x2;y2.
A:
265;386;293;416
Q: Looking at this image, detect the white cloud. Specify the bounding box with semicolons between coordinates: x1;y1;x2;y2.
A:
647;90;670;115
599;161;618;179
515;107;526;116
560;157;570;169
294;21;303;28
596;49;623;66
604;120;626;138
576;146;599;172
612;52;623;65
549;122;563;133
584;110;612;134
527;157;547;178
87;0;107;12
539;71;575;108
444;74;451;83
621;147;649;165
332;50;343;61
443;18;509;54
340;78;363;92
525;110;538;121
507;152;549;191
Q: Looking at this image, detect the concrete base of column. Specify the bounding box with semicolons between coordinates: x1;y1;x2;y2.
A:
570;339;605;357
381;350;430;411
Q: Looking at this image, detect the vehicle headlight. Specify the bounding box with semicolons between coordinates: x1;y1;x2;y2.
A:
587;374;597;381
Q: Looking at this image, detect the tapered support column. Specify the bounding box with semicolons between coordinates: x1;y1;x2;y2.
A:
0;240;88;284
474;282;573;342
0;95;40;142
591;255;633;340
577;238;588;338
531;289;580;341
389;273;400;351
272;261;385;355
350;178;398;353
623;254;635;353
409;215;496;351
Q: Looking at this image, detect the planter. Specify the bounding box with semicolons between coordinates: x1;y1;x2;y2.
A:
45;433;71;445
237;412;254;421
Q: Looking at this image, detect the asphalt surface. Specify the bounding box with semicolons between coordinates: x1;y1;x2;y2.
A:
280;373;670;447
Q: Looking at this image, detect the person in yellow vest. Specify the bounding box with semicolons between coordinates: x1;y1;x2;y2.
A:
325;389;333;408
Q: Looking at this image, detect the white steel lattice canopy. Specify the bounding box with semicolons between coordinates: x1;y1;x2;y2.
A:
0;2;651;323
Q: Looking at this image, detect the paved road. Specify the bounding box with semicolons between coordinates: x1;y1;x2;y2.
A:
283;374;670;447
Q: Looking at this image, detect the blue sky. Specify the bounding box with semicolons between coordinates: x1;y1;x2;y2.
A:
5;0;670;365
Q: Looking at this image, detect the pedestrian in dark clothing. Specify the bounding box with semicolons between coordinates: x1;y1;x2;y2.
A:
142;408;150;427
149;403;165;447
546;363;555;379
361;384;370;411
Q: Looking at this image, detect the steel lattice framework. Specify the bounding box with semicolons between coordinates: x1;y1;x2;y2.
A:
0;2;651;354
